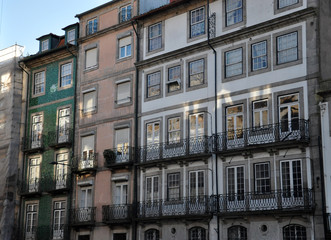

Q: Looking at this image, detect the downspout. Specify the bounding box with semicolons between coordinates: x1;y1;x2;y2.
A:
18;62;30;240
131;19;140;240
207;1;220;239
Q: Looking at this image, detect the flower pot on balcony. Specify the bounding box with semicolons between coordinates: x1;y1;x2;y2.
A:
103;149;116;165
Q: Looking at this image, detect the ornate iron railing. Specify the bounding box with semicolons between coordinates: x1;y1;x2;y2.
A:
70;207;96;225
102;204;132;223
50;224;69;240
213;188;313;215
104;146;134;167
137;136;212;163
48;128;73;148
22;134;45;152
138;196;212;219
19;178;42;195
72;153;98;172
43;173;71;193
215;119;309;153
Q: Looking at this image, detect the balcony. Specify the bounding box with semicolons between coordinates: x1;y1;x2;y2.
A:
19;178;42;196
22;134;45;153
104;147;134;169
138;196;212;220
48;128;73;149
214;188;314;217
102;204;132;224
137;136;212;165
50;224;69;240
72;153;98;173
215;120;309;155
44;174;71;194
70;207;96;227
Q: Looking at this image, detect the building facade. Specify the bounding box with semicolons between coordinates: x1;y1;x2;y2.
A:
19;24;78;240
72;1;137;240
0;45;25;240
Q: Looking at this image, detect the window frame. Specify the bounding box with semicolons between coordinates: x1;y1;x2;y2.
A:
147;22;164;54
119;4;132;23
52;200;66;239
146;121;161;146
119;37;132;59
222;43;246;83
252;99;269;129
115;78;132;107
145;229;160;240
186;55;208;91
226;165;245;201
32;69;46;97
82;88;97;115
145;68;163;102
189;170;205;197
41;39;49;52
273;26;302;70
283;224;307;240
30;113;43;149
58;60;73;89
166;114;183;145
189;227;207;240
86;17;98;36
248;36;271;76
222;0;246;31
165;63;183;96
274;0;302;14
67;29;76;45
146;175;159;201
189;6;206;40
254;162;271;194
84;43;99;72
24;202;39;240
167;172;180;200
57;106;71;144
228;225;248;240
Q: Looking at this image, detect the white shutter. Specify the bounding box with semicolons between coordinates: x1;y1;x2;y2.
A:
83;91;96;112
86;48;97;69
117;82;130;103
119;36;131;47
81;135;94;154
115;128;129;146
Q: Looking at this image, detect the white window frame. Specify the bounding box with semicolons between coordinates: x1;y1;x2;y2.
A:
119;37;132;59
146;122;160;145
254;162;271;194
278;0;298;9
167;65;181;93
60;63;72;88
276;31;298;65
55;153;68;189
190;7;205;38
114;183;128;205
280;159;303;197
58;108;70;143
168;117;181;143
251;40;267;71
85;48;98;70
148;22;162;52
82;90;96;113
86;18;98;35
120;5;132;22
34;71;45;95
226;105;244;140
41;39;49;52
225;48;243;78
278;93;299;132
116;80;131;104
25;203;38;240
53;201;66;239
80;187;93;208
253;99;268;128
67;29;76;45
146;176;159;201
31;114;43;148
167;173;180;200
189;170;205;197
189;59;204;87
189;113;205;138
147;71;161;98
225;0;243;27
227;166;245;200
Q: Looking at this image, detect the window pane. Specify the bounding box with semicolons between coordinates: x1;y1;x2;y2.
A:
225;48;243;77
189;59;204;87
86;48;97;69
147;72;161;97
252;41;267;71
83;91;96;112
279;0;299;9
226;0;243;26
277;32;298;64
149;23;162;51
190;7;205;38
61;63;72;87
117;82;130;104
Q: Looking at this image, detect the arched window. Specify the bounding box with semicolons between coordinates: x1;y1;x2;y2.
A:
228;226;247;240
283;224;307;240
189;227;206;240
145;229;159;240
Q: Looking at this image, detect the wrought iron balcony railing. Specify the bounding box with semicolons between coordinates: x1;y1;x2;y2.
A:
70;207;96;226
215;120;309;153
48;128;73;148
22;134;45;152
23;225;52;240
50;224;69;240
138;196;212;219
102;204;132;223
213;188;313;215
104;146;134;168
137;136;212;164
19;178;42;196
43;174;71;193
72;153;98;172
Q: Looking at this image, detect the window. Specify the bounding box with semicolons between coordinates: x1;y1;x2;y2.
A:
167;65;181;93
278;0;298;9
253;100;268;128
34;71;45;95
281;160;302;198
83;90;96;113
28;158;40;193
189;227;206;240
189;59;204;87
81;135;95;169
189;171;205;197
145;229;160;240
228;226;247;240
114;184;128;205
189;113;204;138
146;176;159;201
80;187;92;208
58;108;70;143
31;114;43;148
251;41;267;71
167;173;180;200
149;23;162;52
113;233;127;240
67;29;76;45
55;153;68;189
190;7;205;38
41;40;49;51
225;0;243;26
120;5;132;22
60;63;72;87
283;224;306;240
119;36;132;59
85;48;97;69
25;203;38;239
168;117;181;143
277;31;298;65
226;105;243;140
53;201;66;239
254;163;271;194
86;18;97;35
146;122;160;145
225;48;243;78
227;166;244;201
279;93;299;133
116;81;131;104
115;128;129;161
147;71;161;98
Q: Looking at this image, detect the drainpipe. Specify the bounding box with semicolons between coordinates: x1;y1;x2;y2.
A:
207;1;220;239
18;62;30;240
131;19;140;240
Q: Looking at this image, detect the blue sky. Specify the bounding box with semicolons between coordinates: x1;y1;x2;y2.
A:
0;0;110;55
